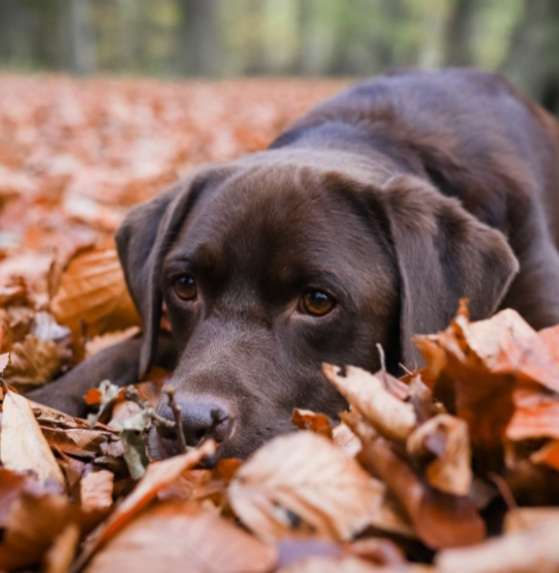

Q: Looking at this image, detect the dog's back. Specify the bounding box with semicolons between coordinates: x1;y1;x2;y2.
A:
273;68;559;246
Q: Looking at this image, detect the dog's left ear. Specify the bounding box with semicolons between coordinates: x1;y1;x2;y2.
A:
380;175;519;368
116;166;235;377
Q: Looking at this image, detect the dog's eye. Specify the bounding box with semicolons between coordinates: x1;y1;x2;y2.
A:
299;289;336;317
173;274;197;301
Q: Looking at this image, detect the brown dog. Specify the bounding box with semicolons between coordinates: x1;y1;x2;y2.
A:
31;68;559;459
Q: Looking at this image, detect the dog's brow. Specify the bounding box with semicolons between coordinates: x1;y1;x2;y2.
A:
165;242;223;272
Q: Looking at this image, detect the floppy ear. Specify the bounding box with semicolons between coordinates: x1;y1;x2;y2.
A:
115;166;232;377
380;175;519;369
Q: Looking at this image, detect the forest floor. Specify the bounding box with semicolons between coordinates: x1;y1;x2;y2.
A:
0;75;558;573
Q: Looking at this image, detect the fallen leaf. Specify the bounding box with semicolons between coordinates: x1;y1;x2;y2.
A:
332;422;362;457
0;470;73;570
349;537;405;567
229;431;384;542
504;507;559;533
414;306;559;461
436;517;559;573
3;335;64;389
44;523;80;573
80;470;114;514
0;391;65;486
0;276;28;307
85;326;140;358
0;351;8;372
86;501;276;573
530;439;559;471
406;414;472;496
77;440;215;566
323;364;417;443
292;409;333;439
506;387;559;441
50;247;139;337
346;413;485;549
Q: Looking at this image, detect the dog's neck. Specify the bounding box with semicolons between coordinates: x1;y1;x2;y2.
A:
226;120;419;192
268;119;422;183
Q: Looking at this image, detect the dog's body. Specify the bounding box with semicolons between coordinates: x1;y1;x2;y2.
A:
31;69;559;459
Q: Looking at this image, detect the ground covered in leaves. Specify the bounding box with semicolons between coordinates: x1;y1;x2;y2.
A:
1;75;559;573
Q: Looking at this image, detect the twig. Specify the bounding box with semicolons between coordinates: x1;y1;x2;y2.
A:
147;408;176;429
398;362;414;376
376;342;389;388
164;385;188;453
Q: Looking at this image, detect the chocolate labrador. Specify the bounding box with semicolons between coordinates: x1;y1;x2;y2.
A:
30;68;559;459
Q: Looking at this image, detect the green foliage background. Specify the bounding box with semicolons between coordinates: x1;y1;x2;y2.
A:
0;0;557;112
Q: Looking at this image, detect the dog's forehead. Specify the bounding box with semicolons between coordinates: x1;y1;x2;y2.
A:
173;162;372;260
165;154;396;299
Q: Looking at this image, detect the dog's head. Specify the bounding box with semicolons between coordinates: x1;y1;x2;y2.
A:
116;150;518;458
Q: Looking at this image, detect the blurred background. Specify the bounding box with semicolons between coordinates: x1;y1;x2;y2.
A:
0;0;557;113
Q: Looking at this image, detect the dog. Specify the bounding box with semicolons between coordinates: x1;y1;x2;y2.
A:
30;68;559;459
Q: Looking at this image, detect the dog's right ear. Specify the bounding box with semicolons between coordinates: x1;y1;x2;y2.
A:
116;166;233;378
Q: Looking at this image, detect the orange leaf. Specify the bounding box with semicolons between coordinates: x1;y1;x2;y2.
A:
86;502;276;573
77;440;215;567
50;248;139;337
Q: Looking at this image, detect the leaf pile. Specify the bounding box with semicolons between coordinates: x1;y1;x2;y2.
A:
2;305;559;572
1;76;559;572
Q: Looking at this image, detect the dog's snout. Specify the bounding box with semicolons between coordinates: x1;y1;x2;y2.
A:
158;397;233;447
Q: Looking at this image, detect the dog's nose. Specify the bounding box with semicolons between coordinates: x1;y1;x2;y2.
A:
157;396;233;447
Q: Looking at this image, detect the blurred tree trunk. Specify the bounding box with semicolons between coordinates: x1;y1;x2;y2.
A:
294;0;315;74
116;0;137;71
443;0;478;66
177;0;221;76
67;0;96;74
503;0;559;114
240;0;267;75
0;1;26;64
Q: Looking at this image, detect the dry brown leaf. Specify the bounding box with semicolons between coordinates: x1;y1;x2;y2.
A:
229;431;384;542
78;440;215;566
323;364;417;442
0;470;73;570
85;326;140;358
332;422;362;457
42;426;113;458
3;335;63;389
530;439;559;471
80;470;114;514
44;523;80;573
157;469;213;502
86;501;276;573
506;388;559;441
414;306;559;461
0;468;28;523
504;507;559;533
31;400;121;461
0;390;65;486
347;413;485;549
436;517;559;573
0;276;29;307
292;408;333;439
349;537;405;567
0;351;8;372
407;414;472;496
31;399;114;430
50;247;139;337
